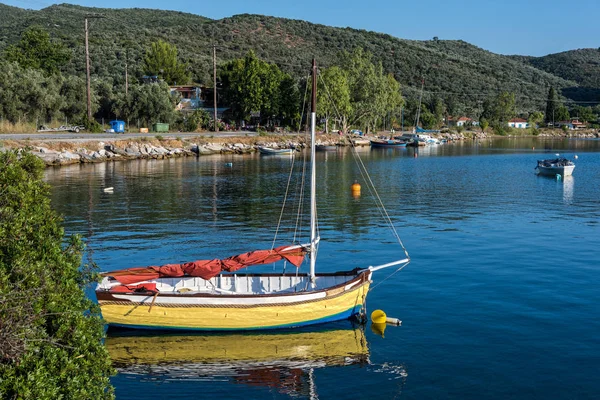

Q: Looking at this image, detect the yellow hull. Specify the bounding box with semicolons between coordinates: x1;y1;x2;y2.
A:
99;281;370;330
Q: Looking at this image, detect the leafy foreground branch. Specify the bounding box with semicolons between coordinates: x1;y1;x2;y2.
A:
0;151;114;399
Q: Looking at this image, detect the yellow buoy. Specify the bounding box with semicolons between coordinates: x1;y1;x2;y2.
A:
371;309;387;324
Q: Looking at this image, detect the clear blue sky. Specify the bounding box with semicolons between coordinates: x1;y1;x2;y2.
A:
4;0;599;56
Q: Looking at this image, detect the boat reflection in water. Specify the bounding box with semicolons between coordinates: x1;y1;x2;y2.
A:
107;325;369;396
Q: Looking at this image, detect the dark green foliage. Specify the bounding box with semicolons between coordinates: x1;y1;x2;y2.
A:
545;87;557;124
514;49;600;102
113;82;178;127
175;109;211;131
481;92;516;126
0;151;114;399
571;105;595;122
143;40;191;85
220;50;297;126
3;26;71;75
555;105;570;121
0;61;100;124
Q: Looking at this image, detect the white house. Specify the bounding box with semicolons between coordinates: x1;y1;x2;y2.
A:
448;116;479;127
508;118;529;129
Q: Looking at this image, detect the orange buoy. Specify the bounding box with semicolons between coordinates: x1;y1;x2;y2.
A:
351;180;361;197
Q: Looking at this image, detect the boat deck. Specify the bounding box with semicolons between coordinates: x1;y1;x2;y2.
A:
99;272;363;296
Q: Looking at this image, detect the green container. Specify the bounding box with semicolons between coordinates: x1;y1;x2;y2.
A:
152;123;169;132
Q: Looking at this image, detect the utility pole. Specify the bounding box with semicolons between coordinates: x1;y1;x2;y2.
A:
85;18;91;122
125;48;128;96
213;45;218;132
84;15;103;123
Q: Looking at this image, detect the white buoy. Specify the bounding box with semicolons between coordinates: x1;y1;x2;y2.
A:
386;317;402;326
574;155;578;159
103;187;114;193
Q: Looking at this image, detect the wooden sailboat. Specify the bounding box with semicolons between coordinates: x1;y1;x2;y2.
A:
95;60;410;331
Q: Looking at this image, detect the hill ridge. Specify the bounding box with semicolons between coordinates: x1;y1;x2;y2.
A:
1;3;598;113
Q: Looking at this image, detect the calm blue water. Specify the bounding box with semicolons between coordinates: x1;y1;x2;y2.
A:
44;138;600;399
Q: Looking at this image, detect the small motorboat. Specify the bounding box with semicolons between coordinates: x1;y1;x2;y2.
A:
258;146;294;155
370;139;407;148
535;157;576;176
315;144;337;151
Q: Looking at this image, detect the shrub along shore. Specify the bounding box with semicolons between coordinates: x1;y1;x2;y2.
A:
0;129;597;167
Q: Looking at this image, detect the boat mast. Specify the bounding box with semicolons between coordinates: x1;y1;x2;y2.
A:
309;58;318;285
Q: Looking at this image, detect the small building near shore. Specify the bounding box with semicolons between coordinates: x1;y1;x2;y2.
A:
508;118;529;129
448;116;479;127
556;119;586;130
169;85;230;118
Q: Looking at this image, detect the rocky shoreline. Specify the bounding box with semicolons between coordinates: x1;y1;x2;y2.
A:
1;135;312;166
1;130;597;167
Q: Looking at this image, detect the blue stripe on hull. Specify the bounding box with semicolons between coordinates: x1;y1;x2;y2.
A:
108;306;364;332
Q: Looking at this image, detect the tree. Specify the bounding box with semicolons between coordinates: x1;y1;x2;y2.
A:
572;105;596;122
4;26;71;75
335;48;403;133
528;111;544;127
545;87;558;125
317;66;351;133
114;82;177;127
0;61;64;124
481;91;516;129
555;105;570;122
0;151;114;399
278;74;301;128
430;98;446;128
480;118;489;132
143;40;190;85
60;75;94;123
220;50;291;126
419;108;438;129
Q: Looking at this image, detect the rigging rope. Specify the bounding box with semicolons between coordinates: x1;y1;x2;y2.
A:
317;73;410;260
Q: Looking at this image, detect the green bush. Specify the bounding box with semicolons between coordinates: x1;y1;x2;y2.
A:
83;119;103;133
0;151;114;399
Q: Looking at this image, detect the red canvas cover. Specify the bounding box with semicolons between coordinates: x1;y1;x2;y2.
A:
104;245;307;285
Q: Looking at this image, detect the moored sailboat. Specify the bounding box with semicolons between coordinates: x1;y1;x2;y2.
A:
95;60;410;331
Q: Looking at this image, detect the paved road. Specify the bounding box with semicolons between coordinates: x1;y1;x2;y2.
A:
0;131;262;142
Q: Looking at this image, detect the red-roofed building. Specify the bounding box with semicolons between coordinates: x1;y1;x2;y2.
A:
556;119;587;130
508;118;529;129
448;116;479;127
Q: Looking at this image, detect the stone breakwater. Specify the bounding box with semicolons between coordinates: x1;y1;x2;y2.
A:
17;138;312;167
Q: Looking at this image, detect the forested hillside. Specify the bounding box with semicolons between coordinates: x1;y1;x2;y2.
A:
0;3;597;116
511;49;600;103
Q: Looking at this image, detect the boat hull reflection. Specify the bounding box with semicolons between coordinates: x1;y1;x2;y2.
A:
107;326;369;383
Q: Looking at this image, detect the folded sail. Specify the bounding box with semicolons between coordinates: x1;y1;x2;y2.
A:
104;245;307;285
